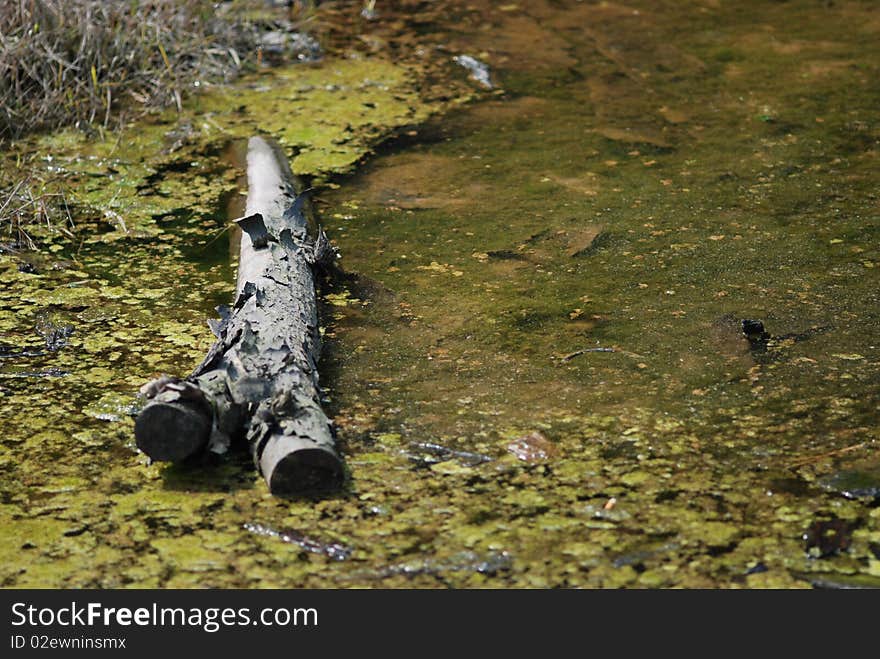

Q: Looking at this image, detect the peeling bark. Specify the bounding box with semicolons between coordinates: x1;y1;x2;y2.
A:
135;136;343;495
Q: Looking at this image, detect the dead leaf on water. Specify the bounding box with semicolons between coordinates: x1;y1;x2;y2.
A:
507;431;558;462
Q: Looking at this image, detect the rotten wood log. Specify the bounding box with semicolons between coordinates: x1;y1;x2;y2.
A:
134;136;343;495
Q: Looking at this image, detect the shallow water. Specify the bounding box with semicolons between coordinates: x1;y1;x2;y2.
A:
1;0;879;587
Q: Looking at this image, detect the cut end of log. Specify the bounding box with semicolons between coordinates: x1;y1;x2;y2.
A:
134;400;212;462
260;435;344;495
268;449;344;495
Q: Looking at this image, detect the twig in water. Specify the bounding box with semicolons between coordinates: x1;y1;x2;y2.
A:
558;347;615;361
787;442;868;468
199;223;233;252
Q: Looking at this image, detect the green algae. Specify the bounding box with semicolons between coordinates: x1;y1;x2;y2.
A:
6;56;445;247
0;48;461;587
2;0;880;589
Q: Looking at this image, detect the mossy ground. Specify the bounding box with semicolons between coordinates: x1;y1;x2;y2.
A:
1;0;879;588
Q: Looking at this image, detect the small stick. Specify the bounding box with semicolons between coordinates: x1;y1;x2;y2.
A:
558;347;616;361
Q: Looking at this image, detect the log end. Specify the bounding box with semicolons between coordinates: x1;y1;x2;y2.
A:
135;400;212;462
260;437;344;495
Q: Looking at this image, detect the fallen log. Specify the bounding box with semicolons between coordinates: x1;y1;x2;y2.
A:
134;136;344;495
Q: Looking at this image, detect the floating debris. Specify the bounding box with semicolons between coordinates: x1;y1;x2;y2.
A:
506;431;557;463
453;55;492;89
243;522;353;561
259;30;322;64
818;469;880;502
803;573;880;589
361;0;378;20
741;319;770;349
35;312;74;351
406;441;493;467
0;343;44;359
0;367;68;378
581;498;631;523
558;347;615;361
373;551;512;579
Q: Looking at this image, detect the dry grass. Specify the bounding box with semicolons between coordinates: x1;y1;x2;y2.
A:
0;0;321;246
0;176;76;250
0;0;295;141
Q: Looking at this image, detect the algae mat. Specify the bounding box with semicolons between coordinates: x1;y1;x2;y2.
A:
0;55;460;587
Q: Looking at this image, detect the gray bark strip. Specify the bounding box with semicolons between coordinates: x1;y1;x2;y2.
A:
135;136;343;495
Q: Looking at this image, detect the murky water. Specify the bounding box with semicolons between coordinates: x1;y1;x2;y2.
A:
1;0;879;587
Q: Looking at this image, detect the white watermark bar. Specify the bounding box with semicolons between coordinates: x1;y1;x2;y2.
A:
10;601;317;633
2;591;325;652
